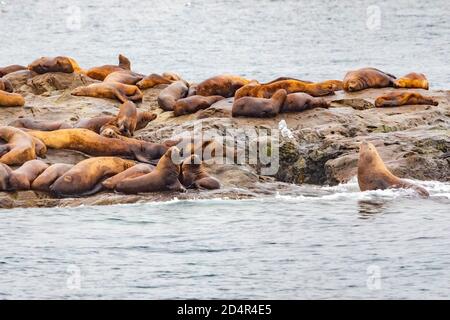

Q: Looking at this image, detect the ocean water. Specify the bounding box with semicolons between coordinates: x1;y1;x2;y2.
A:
0;0;450;299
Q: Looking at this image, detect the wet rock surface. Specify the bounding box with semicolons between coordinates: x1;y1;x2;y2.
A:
0;72;448;208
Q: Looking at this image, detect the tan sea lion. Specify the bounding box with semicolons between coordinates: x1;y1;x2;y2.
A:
161;72;181;81
104;70;144;85
9;118;72;131
8;159;49;190
393;73;429;90
27;128;168;163
28;56;83;74
173;95;225;116
102;163;155;190
136;73;180;89
31;163;74;192
51;157;136;196
115;147;185;194
232;89;287;118
375;92;438;108
116;101;137;137
85;54;131;81
157;80;189;111
343;67;396;92
71;82;143;103
180;154;220;189
0;126;37;165
0;79;13;92
0;163;13;191
196;74;251;98
0;65;27;77
281;92;330;112
358;141;429;197
0;90;25;107
99;124;123;139
136;111;157;130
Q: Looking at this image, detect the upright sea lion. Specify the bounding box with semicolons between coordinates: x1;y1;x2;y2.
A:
393;73;429;90
358;141;429;197
115;147;185;194
27;128;168;163
51;157;136;196
8;159;49;190
86;54;131;81
180;154;220;189
28;56;83;74
343;67;396;92
102;163;155;190
31;163;74;192
173;95;225;116
196;74;251;98
0;65;27;77
9;118;72;131
375;92;438;108
232;89;287;118
0;79;13;93
0;126;37;165
234;79;342;100
157;80;189;111
136;73;180;89
116;101;137;137
0;91;25;107
281;92;330;112
0;163;13;191
71;82;143;103
104;70;144;85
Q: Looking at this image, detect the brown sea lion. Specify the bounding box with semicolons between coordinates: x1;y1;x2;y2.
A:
375;92;438;108
115;147;185;194
235;79;342;100
232;89;287;118
281;92;330;112
136;111;157;130
0;79;13;92
0;91;25;107
74;115;115;133
180;154;220;189
71;82;143;103
9;118;72;131
28;56;83;74
31;163;74;192
99;124;123;139
136;73;180;89
187;83;198;97
343;67;396;92
196;74;251;98
0;163;13;191
85;54;131;81
51;157;136;197
162;72;181;81
102;163;155;190
116;101;137;137
0;65;27;77
0;126;37;165
27;128;168;163
173;95;225;116
393;73;429;90
157;80;189;111
104;70;144;85
8;159;49;190
358;141;429;197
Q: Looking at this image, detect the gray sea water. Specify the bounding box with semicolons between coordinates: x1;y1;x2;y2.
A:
0;0;450;299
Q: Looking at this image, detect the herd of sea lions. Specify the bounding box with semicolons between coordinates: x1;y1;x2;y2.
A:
0;54;440;198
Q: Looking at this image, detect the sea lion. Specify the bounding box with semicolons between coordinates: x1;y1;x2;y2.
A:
31;163;74;192
187;83;198;97
0;91;25;107
234;79;342;100
281;92;330;112
136;111;157;130
28;56;83;74
358;141;429;197
0;79;13;93
162;72;181;81
343;67;396;92
180;154;220;189
375;92;438;108
393;73;429;90
0;126;37;165
102;163;155;190
104;70;144;85
136;73;180;89
9;118;72;131
0;163;13;191
0;65;27;77
115;147;185;194
51;157;136;197
157;80;189;111
116;101;137;137
71;82;143;103
8;159;49;190
74;116;115;133
27;128;168;163
196;74;251;98
85;54;131;81
173;95;225;116
232;89;287;118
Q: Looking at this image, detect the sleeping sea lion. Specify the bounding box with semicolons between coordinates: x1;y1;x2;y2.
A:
0;91;25;107
343;67;396;92
393;73;429;90
157;80;189;111
104;70;144;85
180;154;220;189
86;54;131;81
8;159;49;190
0;126;37;165
196;74;251;98
102;163;155;190
281;92;330;112
0;79;13;93
232;89;287;118
71;82;143;103
375;92;438;108
173;95;224;116
31;163;74;192
8;118;72;131
0;65;27;77
28;56;83;74
136;73;181;89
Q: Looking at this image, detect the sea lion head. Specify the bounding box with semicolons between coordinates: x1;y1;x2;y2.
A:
180;154;202;187
344;77;364;92
100;125;122;139
321;80;343;92
71;86;85;96
358;141;384;171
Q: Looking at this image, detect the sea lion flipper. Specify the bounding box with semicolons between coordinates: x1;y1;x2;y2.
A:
118;54;131;70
